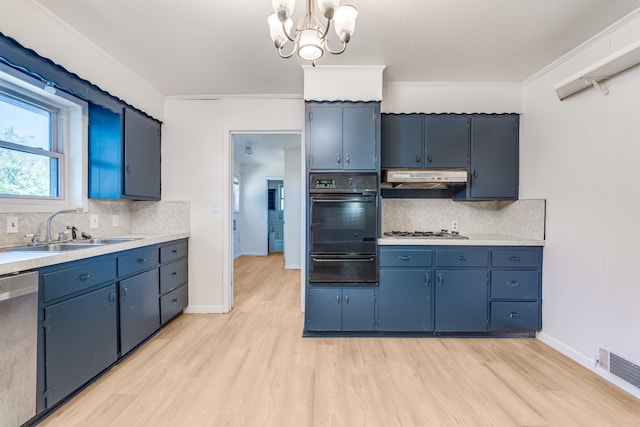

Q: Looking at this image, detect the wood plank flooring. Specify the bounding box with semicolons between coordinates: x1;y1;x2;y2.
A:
40;253;640;426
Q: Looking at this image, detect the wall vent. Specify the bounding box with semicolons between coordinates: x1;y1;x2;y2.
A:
599;348;640;388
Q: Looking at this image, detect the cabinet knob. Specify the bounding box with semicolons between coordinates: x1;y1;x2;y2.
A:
509;312;520;318
437;274;443;286
172;298;179;304
508;281;520;287
171;249;178;253
336;294;341;304
126;164;132;175
398;255;412;261
345;153;350;165
336;153;341;164
109;292;116;304
171;271;178;276
473;169;478;177
415;155;421;163
76;273;92;281
510;256;521;262
456;255;468;261
137;258;146;264
425;273;431;286
427;154;433;163
121;287;128;298
345;294;350;304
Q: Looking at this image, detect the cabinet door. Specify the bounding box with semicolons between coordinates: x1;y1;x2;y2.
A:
44;285;118;408
425;115;469;168
469;115;518;200
119;269;160;355
343;105;377;170
123;108;161;200
379;270;432;331
306;288;342;331
381;115;423;168
307;106;343;170
342;288;376;331
88;104;123;198
435;270;488;332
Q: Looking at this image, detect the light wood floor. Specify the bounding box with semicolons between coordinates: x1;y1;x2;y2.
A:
40;253;640;426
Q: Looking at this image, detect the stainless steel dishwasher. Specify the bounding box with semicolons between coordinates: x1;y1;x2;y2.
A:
0;271;38;427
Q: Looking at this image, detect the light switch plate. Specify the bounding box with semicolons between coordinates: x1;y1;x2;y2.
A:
6;216;18;233
90;214;99;229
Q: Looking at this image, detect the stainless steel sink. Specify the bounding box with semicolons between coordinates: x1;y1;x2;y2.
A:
8;237;141;252
9;242;106;252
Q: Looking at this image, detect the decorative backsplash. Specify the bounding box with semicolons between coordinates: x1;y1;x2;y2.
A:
0;200;190;248
381;199;545;240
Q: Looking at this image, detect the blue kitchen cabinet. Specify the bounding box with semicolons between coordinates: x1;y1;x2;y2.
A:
306;102;380;171
306;287;376;332
119;269;160;355
89;105;161;200
381;114;469;169
41;276;118;409
159;240;189;324
489;248;542;331
435;269;488;332
378;246;433;331
462;114;519;200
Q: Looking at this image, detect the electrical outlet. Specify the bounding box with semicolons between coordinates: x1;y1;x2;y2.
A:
90;214;99;229
112;215;119;227
6;216;18;233
451;220;459;233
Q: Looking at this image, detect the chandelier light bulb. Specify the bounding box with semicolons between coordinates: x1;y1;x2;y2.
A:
272;0;295;21
268;13;292;47
319;0;341;19
298;29;324;61
333;5;358;42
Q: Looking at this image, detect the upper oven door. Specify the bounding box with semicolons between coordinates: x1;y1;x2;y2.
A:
309;194;378;254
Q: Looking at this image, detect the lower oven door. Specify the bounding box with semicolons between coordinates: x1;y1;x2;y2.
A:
309;254;377;284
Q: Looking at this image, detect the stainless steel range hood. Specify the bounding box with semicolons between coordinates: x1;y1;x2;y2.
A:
382;168;468;189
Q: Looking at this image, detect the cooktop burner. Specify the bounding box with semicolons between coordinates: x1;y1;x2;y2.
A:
384;230;469;239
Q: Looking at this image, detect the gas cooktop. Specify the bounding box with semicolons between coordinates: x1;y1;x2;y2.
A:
384;230;469;240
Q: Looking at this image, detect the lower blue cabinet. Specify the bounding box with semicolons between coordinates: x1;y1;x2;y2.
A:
119;269;160;355
435;270;488;332
379;269;432;331
306;287;376;332
43;284;118;408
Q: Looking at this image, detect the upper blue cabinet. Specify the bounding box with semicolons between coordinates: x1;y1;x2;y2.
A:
382;114;469;169
89;106;161;200
306;101;380;171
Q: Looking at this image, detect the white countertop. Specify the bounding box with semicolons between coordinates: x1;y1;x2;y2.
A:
378;233;544;247
0;233;189;275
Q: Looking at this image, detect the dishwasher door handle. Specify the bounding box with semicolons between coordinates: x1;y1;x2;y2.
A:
0;271;38;301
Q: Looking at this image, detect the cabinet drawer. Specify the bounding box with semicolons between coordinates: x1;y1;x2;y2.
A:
160;240;188;263
491;249;539;268
160;284;188;324
160;258;188;294
490;301;539;331
380;248;432;267
42;259;117;302
118;247;159;277
436;249;488;267
491;271;539;300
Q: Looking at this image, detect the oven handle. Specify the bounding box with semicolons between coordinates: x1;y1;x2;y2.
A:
312;257;375;262
311;197;375;203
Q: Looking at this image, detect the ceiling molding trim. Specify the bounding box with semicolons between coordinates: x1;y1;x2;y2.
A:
165;94;304;100
384;82;522;87
523;6;640;85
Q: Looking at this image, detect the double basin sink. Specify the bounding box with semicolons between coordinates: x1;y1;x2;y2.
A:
7;237;141;253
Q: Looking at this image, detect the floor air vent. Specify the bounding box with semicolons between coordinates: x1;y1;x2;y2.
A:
599;348;640;388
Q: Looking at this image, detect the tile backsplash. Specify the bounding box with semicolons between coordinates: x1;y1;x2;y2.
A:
381;199;545;240
0;200;190;248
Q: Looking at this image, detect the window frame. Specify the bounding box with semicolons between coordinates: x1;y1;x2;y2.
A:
0;62;87;213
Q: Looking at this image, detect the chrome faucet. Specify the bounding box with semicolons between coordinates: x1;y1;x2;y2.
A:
47;208;83;242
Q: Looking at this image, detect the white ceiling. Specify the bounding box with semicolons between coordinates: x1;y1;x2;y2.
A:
233;133;301;167
32;0;640;97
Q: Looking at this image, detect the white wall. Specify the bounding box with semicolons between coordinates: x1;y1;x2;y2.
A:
162;98;305;313
284;147;302;269
521;14;640;389
239;163;284;256
2;0;164;119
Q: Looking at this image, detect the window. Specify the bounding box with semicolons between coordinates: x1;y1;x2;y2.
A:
0;89;61;198
0;63;87;212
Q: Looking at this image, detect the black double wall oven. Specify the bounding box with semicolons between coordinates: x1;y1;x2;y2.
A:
308;173;378;285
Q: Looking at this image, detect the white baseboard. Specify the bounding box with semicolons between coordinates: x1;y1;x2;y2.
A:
537;332;640;399
184;304;227;314
285;263;301;269
241;251;268;256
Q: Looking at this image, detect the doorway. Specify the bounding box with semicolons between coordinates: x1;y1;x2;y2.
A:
230;132;303;309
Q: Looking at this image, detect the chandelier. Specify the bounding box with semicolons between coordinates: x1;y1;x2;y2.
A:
268;0;358;65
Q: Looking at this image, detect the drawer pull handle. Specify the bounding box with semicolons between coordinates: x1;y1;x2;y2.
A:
437;274;443;286
398;255;412;261
76;273;92;281
509;312;520;318
425;273;431;286
336;294;340;304
171;249;178;253
171;271;178;276
121;287;128;298
509;281;520;287
510;256;521;262
345;294;350;304
137;258;146;264
456;255;468;261
172;298;179;303
109;292;116;303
